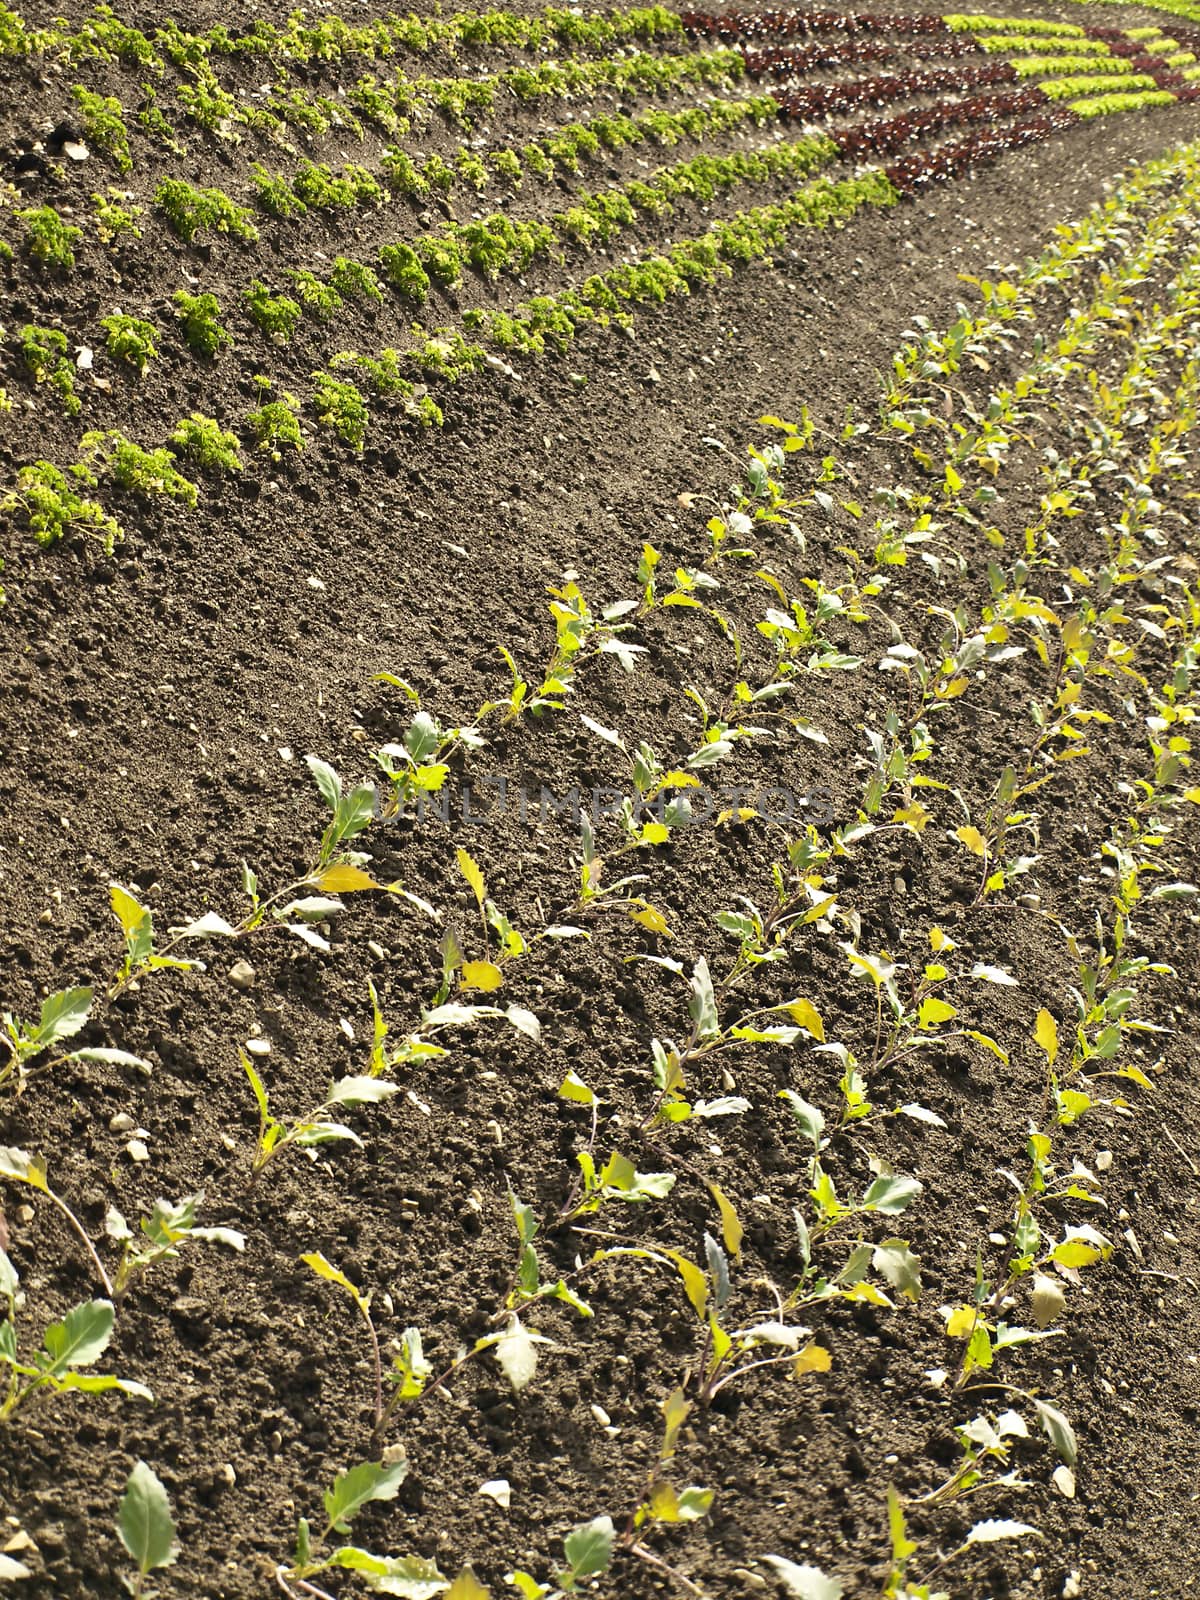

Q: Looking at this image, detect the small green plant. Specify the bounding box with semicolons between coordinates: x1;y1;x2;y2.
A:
329;256;382;302
247;392;304;458
275;1458;450;1596
19;325;79;414
172;290;231;358
168;412;241;474
286;268;342;320
251;162;307;219
491;148;523;189
81;430;198;505
155;178;257;244
242;1053;378;1176
378;241;429;303
1;461;122;553
311;371;368;449
107;1193;244;1299
1;985;146;1094
71;84;132;170
0;1275;150;1422
91;189;142;245
100;313;158;375
108;882;204;996
18;205;81;270
117;1461;178;1598
136;86;184;156
243;280;301;341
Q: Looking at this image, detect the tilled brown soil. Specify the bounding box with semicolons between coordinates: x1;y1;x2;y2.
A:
2;4;1200;1599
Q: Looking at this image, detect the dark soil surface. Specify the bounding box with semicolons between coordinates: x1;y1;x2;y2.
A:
2;3;1200;1599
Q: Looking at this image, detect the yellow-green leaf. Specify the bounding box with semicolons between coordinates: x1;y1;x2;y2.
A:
708;1183;743;1259
461;960;503;992
456;847;486;907
917;997;957;1029
1034;1008;1058;1067
630;904;672;937
794;1343;832;1376
955;826;986;857
666;1251;708;1319
109;883;148;937
785;999;825;1041
317;864;380;893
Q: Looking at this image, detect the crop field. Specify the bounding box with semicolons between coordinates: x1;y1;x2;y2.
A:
2;0;1200;1595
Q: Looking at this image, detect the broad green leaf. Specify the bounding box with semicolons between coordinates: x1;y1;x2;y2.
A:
954;826;986;857
862;1173;921;1214
971;962;1019;986
328;1076;402;1107
917;997;957;1028
784;999;825;1040
324;1460;410;1533
42;1300;115;1373
665;1252;708;1319
318;864;382;893
306;754;342;810
109;883;150;939
37;986;92;1047
301;1251;367;1310
872;1239;922;1301
887;1485;917;1565
558;1070;595;1106
661;1387;690;1461
118;1460;178;1575
562;1517;614;1582
68;1047;152;1071
687;957;719;1040
445;1569;490;1600
491;1318;537;1392
0;1147;48;1192
780;1090;825;1148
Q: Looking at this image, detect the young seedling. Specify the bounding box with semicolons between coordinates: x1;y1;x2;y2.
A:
1;461;123;553
117;1460;178;1597
107;1193;245;1299
429;848;525;997
1;985;146;1093
244;281;303;341
92;190;143;246
172;290;231;358
168;413;241;474
100;313;159;375
80;430;198;505
275;1457;445;1600
109;882;205;998
243;1050;403;1178
247;392;304;458
18;206;82;270
302;1251;385;1432
0;1254;150;1421
19;324;80;413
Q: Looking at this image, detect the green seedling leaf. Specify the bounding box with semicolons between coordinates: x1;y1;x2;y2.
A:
872;1239;922;1301
784;999;825;1040
709;1183;743;1258
42;1299;115;1372
324;1460;410;1533
687;957;719;1040
760;1556;843;1599
490;1317;538;1392
562;1516;614;1585
661;1387;690;1462
118;1460;179;1577
306;754;342;811
780;1090;825;1148
0;1146;48;1191
971;963;1019;986
445;1570;490;1600
328;1076;402;1107
559;1070;595;1105
456;847;487;908
37;986;93;1047
666;1252;708;1319
461;961;503;992
1034;1399;1077;1466
68;1047;152;1072
329;1549;447;1595
917;997;957;1028
862;1174;922;1215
